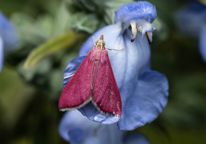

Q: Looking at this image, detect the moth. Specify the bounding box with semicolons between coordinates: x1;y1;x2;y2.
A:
59;35;122;117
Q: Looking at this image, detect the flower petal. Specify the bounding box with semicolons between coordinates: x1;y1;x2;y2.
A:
0;36;3;72
59;110;124;144
63;56;86;88
78;104;120;124
118;70;169;130
59;111;153;144
69;129;83;144
199;24;206;62
59;110;92;143
115;2;157;23
0;12;19;52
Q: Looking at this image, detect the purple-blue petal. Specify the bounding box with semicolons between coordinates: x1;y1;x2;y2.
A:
63;56;86;89
115;1;157;23
0;37;3;72
69;129;83;144
59;110;124;144
59;111;153;144
59;110;93;143
118;70;168;130
79;104;120;124
199;24;206;62
0;12;19;52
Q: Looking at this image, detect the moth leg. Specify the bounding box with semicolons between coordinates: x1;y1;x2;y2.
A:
91;45;97;90
93;37;96;46
64;74;74;79
105;46;124;51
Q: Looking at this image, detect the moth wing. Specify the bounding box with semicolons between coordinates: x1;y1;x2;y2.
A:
59;51;94;110
92;49;122;117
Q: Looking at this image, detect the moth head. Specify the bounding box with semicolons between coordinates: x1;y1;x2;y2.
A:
96;34;105;47
95;40;105;47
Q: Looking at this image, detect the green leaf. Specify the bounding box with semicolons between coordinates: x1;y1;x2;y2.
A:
36;15;54;38
71;13;98;34
11;13;52;45
199;0;206;5
19;59;52;81
104;0;133;24
69;0;96;11
48;69;64;100
80;0;97;11
52;0;71;37
24;31;84;70
153;17;169;42
0;66;35;130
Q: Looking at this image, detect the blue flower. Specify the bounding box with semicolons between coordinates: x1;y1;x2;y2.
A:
59;110;151;144
63;1;168;130
0;12;19;72
200;24;206;62
175;2;206;62
0;37;3;72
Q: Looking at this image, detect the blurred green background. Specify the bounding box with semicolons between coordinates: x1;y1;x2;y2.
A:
0;0;206;144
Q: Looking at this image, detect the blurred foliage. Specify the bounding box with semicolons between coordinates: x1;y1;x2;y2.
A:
1;0;206;144
24;31;84;70
199;0;206;5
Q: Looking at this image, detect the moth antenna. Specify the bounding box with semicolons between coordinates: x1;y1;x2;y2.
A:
64;74;74;79
91;35;104;90
93;37;96;46
91;45;97;90
105;46;124;51
92;42;103;89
